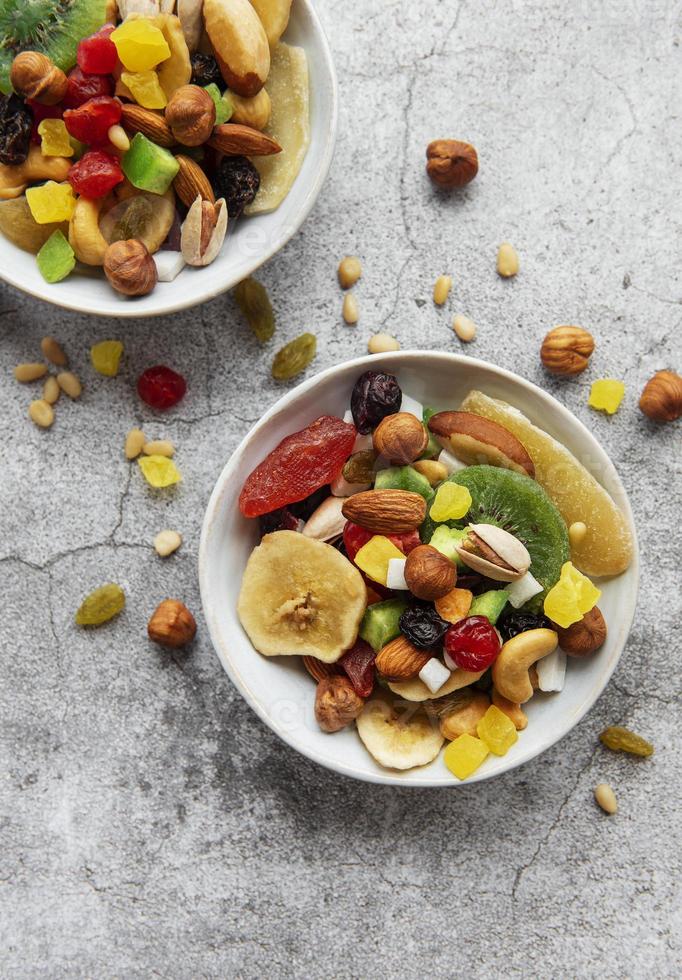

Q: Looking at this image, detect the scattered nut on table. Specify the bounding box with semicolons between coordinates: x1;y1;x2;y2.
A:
426;139;478;188
147;599;196;648
342;292;359;325
433;275;452;306
541;326;595;375
497;242;519;278
594;782;618;814
452;314;476;342
338;255;362;289
638;370;682;422
153;530;182;557
367;333;400;354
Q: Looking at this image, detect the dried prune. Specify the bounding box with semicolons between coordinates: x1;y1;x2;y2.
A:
599;726;654;757
190;52;224;88
289;485;330;522
350;371;402;434
212;155;260;218
498;609;551;642
399;603;451;650
0;94;32;166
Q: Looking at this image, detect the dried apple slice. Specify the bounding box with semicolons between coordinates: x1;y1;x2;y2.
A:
428;411;535;477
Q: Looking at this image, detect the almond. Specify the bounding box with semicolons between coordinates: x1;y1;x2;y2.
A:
376;635;431;680
404;545;456;600
341;489;427;534
208;123;282;156
121;104;175;148
303;656;338;683
173;154;215;208
373;412;429;465
428;411;535;477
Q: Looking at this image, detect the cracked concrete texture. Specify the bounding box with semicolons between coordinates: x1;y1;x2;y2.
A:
1;0;681;976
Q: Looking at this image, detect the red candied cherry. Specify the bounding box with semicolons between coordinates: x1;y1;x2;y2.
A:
63;96;122;145
77;25;118;75
444;616;502;672
68;150;124;198
63;67;114;109
137;366;187;410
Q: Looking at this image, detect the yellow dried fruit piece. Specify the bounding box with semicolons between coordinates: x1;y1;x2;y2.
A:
128;13;192;100
75;583;125;626
354;535;405;586
589;379;625;415
476;705;518;756
26;182;76;224
91;340;124;377
38;119;74;157
544;561;601;628
138;454;182;487
120;70;167;109
429;482;472;522
111;19;171;71
444;733;489;780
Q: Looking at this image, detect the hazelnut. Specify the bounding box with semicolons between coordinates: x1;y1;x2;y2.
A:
541;325;595;375
555;607;607;658
103;239;157;296
372;412;429;465
165;84;216;146
148;599;197;648
314;675;364;732
426;139;478;188
10;52;68;106
404;544;456;600
639;370;682;422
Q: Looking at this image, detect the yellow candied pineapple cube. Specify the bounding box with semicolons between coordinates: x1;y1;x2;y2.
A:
354;535;405;586
120;71;167;109
91;340;124;377
38;119;74;157
26;181;76;224
476;705;519;756
589;379;625;415
429;482;472;522
444;733;489;780
111;20;171;72
138;455;181;488
544;560;600;628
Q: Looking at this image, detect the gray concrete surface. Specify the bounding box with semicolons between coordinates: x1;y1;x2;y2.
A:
1;1;680;976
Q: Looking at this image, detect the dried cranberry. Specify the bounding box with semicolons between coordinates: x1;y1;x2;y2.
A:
211;155;260;218
350;371;402;434
343;522;420;563
0;94;32;166
399;604;450;650
137;366;187;410
258;507;300;537
63;67;114;110
239;416;356;518
190;52;224;88
339;640;376;698
68;149;123;198
64;96;121;145
498;609;551;643
444;616;501;672
77;25;118;74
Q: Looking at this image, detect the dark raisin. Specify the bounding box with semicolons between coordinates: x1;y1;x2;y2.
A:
211;155;260;218
0;94;32;166
350;371;402;434
289;485;331;522
258;507;300;536
399;604;451;650
497;609;551;643
190;53;224;89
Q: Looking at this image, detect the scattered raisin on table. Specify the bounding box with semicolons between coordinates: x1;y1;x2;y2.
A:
212;155;260;218
599;726;654;757
190;53;224;89
0;94;33;166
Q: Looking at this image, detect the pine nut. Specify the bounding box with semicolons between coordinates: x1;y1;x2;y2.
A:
594;783;618;814
40;336;67;366
342;292;359;325
125;428;146;459
569;521;587;547
43;376;60;404
433;275;452;306
143;440;175;458
15;362;47;382
413;459;448;486
338;255;362;289
107;124;130;153
56;371;82;399
154;529;182;557
497;242;519;278
28;399;54;428
367;333;400;354
452;314;477;342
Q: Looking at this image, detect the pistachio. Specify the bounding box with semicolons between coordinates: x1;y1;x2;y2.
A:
180;194;228;266
455;523;530;582
301;496;346;542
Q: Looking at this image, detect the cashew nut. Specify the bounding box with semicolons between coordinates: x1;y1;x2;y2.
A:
491;628;558;703
439;690;490;740
491;687;528;730
69;197;109;266
0;146;71;200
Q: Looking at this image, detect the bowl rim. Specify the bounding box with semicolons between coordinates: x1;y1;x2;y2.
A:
199;351;639;786
0;0;338;319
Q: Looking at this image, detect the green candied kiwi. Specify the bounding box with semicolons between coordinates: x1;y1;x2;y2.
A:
203;83;232;125
36;229;75;283
374;465;434;502
420;464;569;610
122;133;180;194
359;598;408;652
429;525;467;567
420;407;442;460
469;589;509;625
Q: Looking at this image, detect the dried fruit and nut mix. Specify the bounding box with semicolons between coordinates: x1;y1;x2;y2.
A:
0;0;309;296
236;371;635;778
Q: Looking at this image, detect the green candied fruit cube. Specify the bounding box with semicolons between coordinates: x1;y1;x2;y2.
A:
203;83;233;125
122;133;180;194
36;230;76;283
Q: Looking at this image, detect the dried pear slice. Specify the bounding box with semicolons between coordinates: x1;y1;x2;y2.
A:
99;189;175;255
243;42;309;215
0;197;68;254
356;697;444;770
238;530;366;662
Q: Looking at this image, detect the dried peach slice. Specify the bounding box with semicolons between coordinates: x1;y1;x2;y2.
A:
428;411;535;477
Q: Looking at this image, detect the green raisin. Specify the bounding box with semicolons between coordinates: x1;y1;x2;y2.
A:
599;726;654;757
111;197;153;243
342;450;375;484
233;277;275;343
75;583;126;627
272;332;316;381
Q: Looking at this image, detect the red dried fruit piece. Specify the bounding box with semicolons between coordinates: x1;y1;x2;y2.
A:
63;96;121;144
343;522;421;563
137;365;187;410
339;639;376;698
63;67;115;110
444;616;501;672
28;101;62;143
77;25;118;75
68;149;123;198
239;416;356;518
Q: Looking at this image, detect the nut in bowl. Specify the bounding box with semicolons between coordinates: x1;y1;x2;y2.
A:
199;352;639;785
0;0;336;316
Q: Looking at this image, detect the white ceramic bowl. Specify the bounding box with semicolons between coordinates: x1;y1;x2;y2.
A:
199;352;638;785
0;0;337;318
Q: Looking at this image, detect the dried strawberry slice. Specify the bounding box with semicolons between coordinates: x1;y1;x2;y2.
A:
239;415;356;518
339;639;376;698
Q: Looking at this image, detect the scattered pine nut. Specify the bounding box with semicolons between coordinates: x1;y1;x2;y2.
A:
143;440;175;458
342;292;359;325
452;314;477;342
154;529;182;557
28;399;54;428
56;371;82;399
40;336;67;366
497;242;519;278
107;124;130;153
594;783;618;815
338;256;362;289
569;521;587;547
43;376;60;404
433;275;452;306
367;333;400;354
15;362;47;382
125;428;146;459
